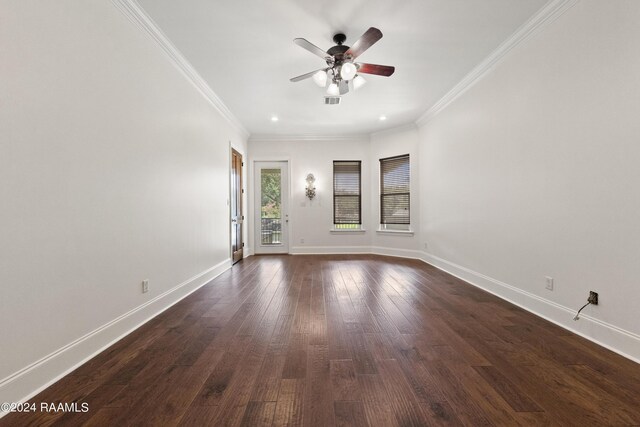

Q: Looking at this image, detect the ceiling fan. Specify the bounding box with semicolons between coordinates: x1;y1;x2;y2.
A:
290;27;395;102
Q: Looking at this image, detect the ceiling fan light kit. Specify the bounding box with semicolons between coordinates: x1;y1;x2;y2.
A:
327;82;340;96
353;75;366;90
290;27;395;103
340;62;357;80
312;70;328;87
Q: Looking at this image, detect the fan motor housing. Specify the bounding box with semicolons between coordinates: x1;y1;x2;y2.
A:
327;33;350;64
327;45;349;57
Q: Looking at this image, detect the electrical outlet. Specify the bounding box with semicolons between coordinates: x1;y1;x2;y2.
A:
142;279;149;294
300;238;304;244
545;276;554;291
588;291;598;305
423;242;428;250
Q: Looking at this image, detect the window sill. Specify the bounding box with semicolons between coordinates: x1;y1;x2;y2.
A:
330;228;366;234
376;228;414;236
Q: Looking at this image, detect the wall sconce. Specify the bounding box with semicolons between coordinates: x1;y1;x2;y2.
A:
305;173;316;200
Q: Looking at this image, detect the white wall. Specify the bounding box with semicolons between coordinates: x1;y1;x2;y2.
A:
419;0;640;360
249;137;371;253
370;125;421;256
0;0;246;404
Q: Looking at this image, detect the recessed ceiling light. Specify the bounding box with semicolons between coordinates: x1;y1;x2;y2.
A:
379;115;387;121
271;116;279;122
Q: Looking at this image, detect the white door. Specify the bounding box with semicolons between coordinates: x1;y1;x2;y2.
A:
254;161;289;254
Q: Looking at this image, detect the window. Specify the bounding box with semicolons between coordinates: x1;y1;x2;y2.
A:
380;154;410;227
333;161;361;229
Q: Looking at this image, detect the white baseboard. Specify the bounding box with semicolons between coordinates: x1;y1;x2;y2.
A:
290;245;371;255
371;246;423;260
0;259;231;416
419;251;640;364
289;245;423;261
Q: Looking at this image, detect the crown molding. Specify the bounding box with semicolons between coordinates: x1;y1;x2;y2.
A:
416;0;578;127
110;0;250;140
250;122;418;142
370;122;418;139
249;134;370;143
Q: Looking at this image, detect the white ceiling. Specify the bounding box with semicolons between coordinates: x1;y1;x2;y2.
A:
137;0;547;136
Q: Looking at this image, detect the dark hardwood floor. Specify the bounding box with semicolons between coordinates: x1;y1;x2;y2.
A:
3;254;640;426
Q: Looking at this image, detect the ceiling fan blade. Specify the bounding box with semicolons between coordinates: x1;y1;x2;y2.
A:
339;80;349;95
290;68;326;82
345;27;382;59
356;63;395;77
293;38;331;61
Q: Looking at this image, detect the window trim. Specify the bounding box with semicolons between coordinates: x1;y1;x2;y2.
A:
333;160;362;226
379;154;410;226
330;227;366;233
376;228;414;236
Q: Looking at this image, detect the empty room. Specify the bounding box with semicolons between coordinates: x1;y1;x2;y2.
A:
2;0;639;425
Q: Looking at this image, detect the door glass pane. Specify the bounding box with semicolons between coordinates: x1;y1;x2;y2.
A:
261;168;281;245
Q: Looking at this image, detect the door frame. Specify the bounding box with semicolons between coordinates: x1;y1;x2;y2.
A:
229;145;246;264
250;157;292;255
229;142;246;262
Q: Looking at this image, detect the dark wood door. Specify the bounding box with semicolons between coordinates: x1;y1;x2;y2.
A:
231;149;243;264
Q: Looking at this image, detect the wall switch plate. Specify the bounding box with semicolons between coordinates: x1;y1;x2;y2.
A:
545;276;554;290
142;279;149;293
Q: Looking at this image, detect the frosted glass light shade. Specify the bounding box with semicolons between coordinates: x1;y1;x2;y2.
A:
326;82;339;96
312;70;327;87
353;75;366;90
340;62;357;80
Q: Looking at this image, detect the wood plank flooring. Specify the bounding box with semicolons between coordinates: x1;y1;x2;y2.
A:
2;254;640;426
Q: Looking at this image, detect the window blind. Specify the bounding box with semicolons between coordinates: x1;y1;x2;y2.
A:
380;154;410;224
333;161;362;224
